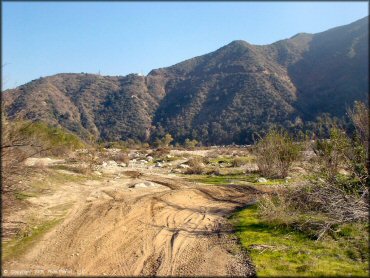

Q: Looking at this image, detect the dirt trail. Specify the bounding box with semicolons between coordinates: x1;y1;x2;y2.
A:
3;172;259;276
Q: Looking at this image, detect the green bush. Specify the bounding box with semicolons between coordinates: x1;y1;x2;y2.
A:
314;128;351;181
184;138;198;149
254;130;301;178
313;127;367;193
20;121;85;156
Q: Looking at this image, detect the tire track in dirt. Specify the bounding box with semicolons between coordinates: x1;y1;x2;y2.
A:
3;174;258;276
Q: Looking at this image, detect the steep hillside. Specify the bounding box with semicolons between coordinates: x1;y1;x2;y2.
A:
3;17;368;144
287;17;368;119
151;40;298;144
3;73;167;141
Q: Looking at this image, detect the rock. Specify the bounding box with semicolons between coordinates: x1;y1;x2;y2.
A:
146;156;153;162
119;163;127;167
166;155;174;158
155;162;163;168
172;169;182;174
102;162;108;167
129;182;157;188
107;160;118;167
339;169;350;176
139;160;148;164
257;177;268;183
93;171;102;176
179;164;190;169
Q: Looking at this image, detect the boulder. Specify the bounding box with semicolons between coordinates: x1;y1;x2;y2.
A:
257;177;268;183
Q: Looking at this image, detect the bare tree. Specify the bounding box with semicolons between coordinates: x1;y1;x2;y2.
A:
1;112;50;192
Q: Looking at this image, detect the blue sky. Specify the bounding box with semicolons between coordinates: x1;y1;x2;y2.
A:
2;1;368;90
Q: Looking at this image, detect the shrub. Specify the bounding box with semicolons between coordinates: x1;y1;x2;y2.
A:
254;130;301;178
231;157;246;167
19;121;85;156
207;167;221;176
313;128;351;181
112;152;130;165
258;182;368;239
186;156;204;167
347;101;369;152
313;127;367;192
153;133;173;148
258;123;369;239
151;147;170;159
184;138;198;149
185;157;206;174
185;164;205;175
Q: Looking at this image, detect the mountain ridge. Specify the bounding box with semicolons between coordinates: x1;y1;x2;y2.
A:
3;16;368;144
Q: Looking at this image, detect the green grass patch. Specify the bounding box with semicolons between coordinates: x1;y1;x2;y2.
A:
184;173;286;185
209;156;234;164
2;218;63;261
14;191;38;200
231;206;368;276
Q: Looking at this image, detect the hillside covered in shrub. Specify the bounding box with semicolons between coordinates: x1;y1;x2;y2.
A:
3;17;368;145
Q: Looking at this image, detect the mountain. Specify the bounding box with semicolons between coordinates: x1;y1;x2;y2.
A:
3;17;368;145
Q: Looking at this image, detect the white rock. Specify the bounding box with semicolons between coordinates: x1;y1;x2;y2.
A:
130;181;157;188
146;156;154;162
179;164;190;169
107;160;117;167
257;177;268;183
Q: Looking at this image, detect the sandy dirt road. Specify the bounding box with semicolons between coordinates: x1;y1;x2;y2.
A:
3;172;259;276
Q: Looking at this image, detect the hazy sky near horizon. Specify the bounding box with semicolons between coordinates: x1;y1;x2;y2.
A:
2;1;368;90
